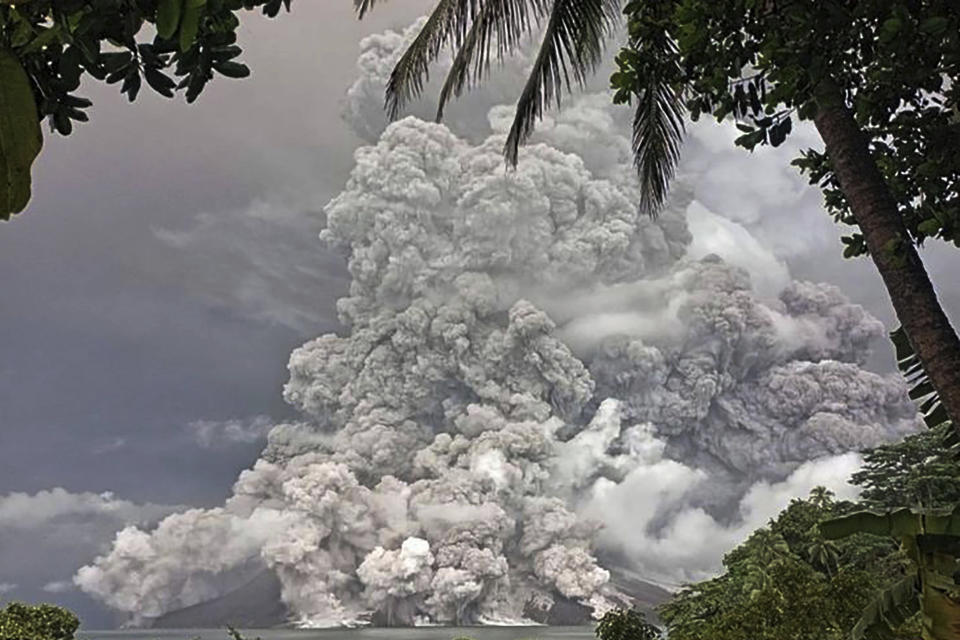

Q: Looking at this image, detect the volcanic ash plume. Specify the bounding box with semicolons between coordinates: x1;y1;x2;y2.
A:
76;21;920;628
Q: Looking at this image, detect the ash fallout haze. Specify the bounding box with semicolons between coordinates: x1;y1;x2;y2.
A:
1;1;958;631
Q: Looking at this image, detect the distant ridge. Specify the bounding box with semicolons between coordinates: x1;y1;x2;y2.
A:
604;566;673;621
150;570;288;629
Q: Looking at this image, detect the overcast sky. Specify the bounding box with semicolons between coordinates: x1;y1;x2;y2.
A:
0;2;434;626
1;1;959;629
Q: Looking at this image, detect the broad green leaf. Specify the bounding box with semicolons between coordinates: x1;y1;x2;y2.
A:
156;0;183;40
851;574;920;640
213;61;250;78
920;17;950;35
179;0;206;52
820;508;920;539
0;48;43;221
918;219;942;236
925;509;960;536
920;568;958;592
20;25;62;54
921;580;960;640
879;17;902;43
9;13;34;48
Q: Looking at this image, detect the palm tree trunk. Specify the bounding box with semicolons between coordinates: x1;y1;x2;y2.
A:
812;84;960;438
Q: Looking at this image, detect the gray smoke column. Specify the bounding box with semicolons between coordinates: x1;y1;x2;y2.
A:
76;19;921;627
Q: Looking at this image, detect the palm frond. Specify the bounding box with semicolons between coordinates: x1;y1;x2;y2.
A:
629;35;685;217
436;0;547;122
354;0;380;19
890;325;960;460
385;0;480;120
503;0;621;166
892;326;951;430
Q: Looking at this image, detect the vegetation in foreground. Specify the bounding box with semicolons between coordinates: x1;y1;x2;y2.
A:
658;422;960;640
661;489;902;639
0;602;78;640
0;0;297;220
595;608;659;640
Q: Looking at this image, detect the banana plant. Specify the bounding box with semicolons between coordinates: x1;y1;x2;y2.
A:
815;329;960;639
0;46;42;219
821;506;960;639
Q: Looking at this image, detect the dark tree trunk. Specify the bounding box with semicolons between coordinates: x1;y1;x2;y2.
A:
813;85;960;436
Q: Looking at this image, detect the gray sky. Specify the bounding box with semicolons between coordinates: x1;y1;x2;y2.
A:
0;2;431;626
1;0;958;629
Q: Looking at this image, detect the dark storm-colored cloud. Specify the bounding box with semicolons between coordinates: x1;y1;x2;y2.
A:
0;1;435;498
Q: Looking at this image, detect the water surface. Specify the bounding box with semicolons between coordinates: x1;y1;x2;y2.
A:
80;627;595;640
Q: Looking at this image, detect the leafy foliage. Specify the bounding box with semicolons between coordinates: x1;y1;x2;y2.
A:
659;489;912;640
660;488;902;640
659;412;960;640
613;1;960;254
0;0;294;219
808;322;960;640
0;46;42;220
595;607;660;640
852;423;960;511
848;575;921;640
822;506;960;640
0;602;79;640
612;3;685;216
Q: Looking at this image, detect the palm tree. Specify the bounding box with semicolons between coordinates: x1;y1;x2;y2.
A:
741;529;791;599
804;537;840;578
352;0;670;210
352;0;960;436
808;487;836;511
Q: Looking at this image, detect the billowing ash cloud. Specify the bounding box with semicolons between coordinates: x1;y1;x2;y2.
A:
0;489;182;606
76;19;920;628
342;18;537;144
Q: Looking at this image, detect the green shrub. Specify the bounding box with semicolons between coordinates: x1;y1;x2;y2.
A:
0;602;78;640
595;608;660;640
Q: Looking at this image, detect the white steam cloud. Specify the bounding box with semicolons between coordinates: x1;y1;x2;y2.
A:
42;581;74;594
76;20;920;628
0;488;178;532
187;416;276;448
0;489;182;605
